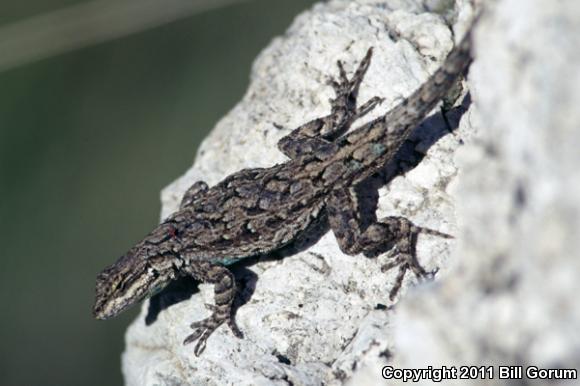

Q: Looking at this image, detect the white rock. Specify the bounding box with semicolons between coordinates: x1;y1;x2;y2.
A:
394;0;580;385
122;0;477;384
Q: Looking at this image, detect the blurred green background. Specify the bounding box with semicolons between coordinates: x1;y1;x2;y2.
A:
0;0;315;384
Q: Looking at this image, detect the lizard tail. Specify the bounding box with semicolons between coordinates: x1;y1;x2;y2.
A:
385;26;474;134
339;14;479;184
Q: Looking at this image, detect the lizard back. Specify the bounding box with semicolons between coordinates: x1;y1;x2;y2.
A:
167;30;473;262
169;158;329;261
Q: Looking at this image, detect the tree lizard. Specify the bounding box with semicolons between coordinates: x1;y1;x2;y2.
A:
94;25;474;356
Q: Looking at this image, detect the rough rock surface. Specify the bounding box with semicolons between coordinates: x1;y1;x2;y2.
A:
393;0;580;385
122;1;479;385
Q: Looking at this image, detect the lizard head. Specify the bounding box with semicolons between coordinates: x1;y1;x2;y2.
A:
93;222;184;319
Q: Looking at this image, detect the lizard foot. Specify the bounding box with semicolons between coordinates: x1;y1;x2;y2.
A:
379;220;450;300
184;308;243;356
381;251;439;301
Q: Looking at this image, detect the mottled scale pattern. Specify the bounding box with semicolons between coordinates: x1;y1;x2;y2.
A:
164;162;328;259
94;20;476;356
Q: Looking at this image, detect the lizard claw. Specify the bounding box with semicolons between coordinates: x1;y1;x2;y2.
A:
184;312;243;356
381;251;439;301
184;317;221;356
184;327;211;356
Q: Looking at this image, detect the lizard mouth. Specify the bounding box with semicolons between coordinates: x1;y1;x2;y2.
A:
93;297;113;320
93;294;135;320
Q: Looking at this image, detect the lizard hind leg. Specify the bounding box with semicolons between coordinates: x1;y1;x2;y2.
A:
326;188;452;301
182;262;242;356
277;47;382;159
365;216;452;300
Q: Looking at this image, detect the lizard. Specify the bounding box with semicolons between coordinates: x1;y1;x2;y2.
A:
93;22;475;356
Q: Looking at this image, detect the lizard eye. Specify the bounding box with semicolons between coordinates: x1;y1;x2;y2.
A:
114;279;127;292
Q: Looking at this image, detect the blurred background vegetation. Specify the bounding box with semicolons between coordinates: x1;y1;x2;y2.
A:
0;0;316;384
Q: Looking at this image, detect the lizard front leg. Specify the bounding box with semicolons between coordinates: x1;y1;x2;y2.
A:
326;187;452;300
181;262;242;355
278;48;382;159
